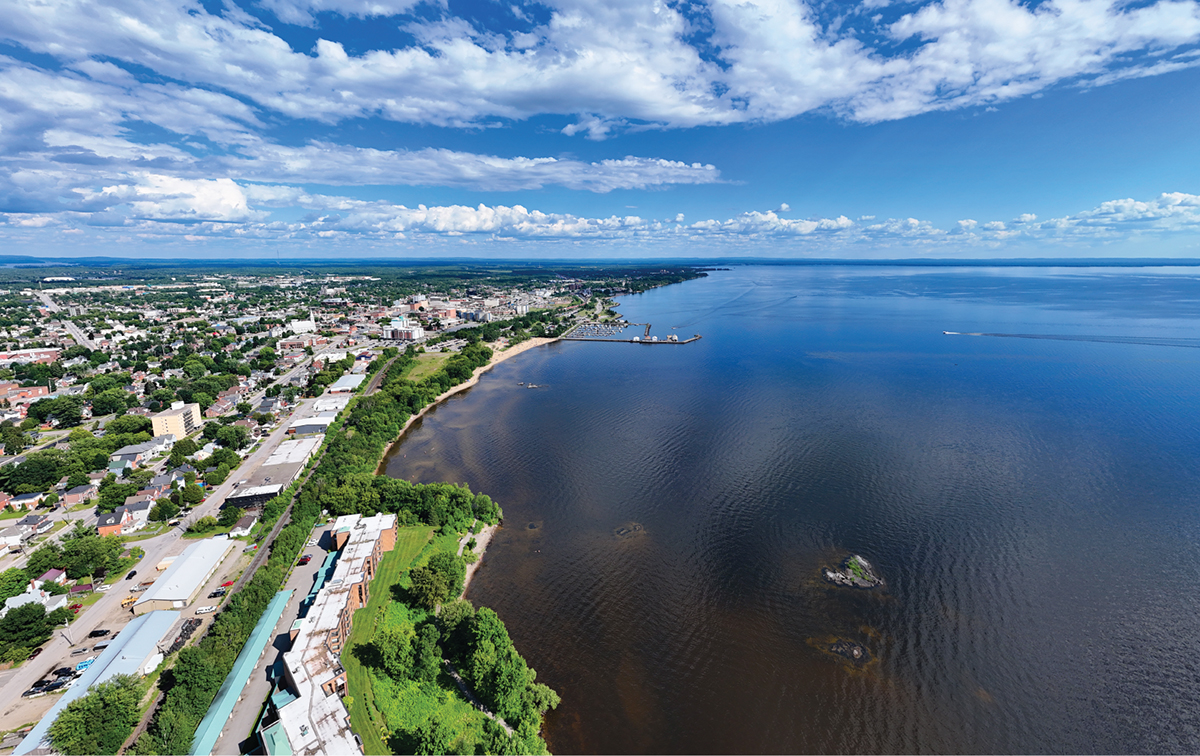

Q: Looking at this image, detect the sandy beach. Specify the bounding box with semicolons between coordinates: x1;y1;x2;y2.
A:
375;336;559;473
458;522;499;599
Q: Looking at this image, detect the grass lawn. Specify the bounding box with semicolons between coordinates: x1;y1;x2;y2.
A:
183;523;234;539
0;508;24;520
404;352;451;382
122;523;170;541
344;525;433;755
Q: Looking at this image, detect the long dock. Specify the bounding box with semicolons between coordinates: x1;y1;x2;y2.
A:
562;335;702;344
562;320;701;344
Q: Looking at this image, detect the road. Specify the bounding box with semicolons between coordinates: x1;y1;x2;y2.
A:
0;394;325;717
0;342;364;718
35;289;94;350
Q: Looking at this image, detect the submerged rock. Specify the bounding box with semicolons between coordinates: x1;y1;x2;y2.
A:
613;522;645;540
823;554;883;589
828;638;871;664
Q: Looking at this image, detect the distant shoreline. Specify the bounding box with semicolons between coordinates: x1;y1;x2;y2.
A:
374;336;560;474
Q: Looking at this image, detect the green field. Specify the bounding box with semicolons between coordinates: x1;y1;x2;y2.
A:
344;525;434;755
404;352;451;382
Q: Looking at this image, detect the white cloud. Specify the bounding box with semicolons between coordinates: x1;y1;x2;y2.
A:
225;143;721;191
5;187;1200;256
255;0;427;26
0;0;1196;135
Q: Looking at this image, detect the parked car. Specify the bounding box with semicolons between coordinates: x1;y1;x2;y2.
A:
29;646;44;659
125;570;137;581
298;555;313;566
53;667;74;677
70;647;90;656
43;679;68;692
88;629;110;638
22;687;47;698
68;604;83;614
96;584;111;592
220;580;235;587
195;606;218;615
75;658;95;672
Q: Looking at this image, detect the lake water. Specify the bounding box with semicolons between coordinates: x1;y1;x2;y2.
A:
382;265;1200;753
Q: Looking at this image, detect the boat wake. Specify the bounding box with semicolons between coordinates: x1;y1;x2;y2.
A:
943;331;1200;349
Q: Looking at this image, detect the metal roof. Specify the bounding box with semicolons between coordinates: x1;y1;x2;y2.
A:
190;590;294;756
15;611;181;755
135;539;234;607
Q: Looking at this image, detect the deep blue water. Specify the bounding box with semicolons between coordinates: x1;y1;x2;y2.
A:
383;265;1200;754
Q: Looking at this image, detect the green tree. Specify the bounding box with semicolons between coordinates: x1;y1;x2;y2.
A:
413;623;442;683
25;542;64;577
0;567;29;602
0;603;54;657
62;534;122;579
217;506;243;528
181;483;204;505
215;425;248;450
106;414;152;436
427;552;466;599
90;388;128;416
414;716;454;756
235;402;252;415
149;499;180;522
377;624;414;681
48;674;142;755
408;566;448;610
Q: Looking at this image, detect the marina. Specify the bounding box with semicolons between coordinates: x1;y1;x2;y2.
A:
562;321;702;344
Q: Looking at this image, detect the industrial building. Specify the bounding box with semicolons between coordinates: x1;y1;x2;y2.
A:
16;611;181;755
311;395;351;414
225;483;284;511
132;539;235;614
258;513;398;755
327;374;365;394
287;412;336;436
151;402;202;438
238;436;321;492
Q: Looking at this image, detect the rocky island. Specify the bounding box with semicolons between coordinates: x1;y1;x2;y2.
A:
823;554;883;589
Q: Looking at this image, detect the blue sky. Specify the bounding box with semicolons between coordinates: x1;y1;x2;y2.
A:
1;0;1200;259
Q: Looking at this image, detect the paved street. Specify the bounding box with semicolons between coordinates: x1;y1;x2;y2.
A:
0;340;361;724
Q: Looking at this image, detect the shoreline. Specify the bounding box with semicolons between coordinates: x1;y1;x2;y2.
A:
458;522;499;599
374;336;560;474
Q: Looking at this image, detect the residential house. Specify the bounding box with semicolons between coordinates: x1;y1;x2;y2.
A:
97;509;132;537
205;396;236;418
118;500;153;531
229;513;258;537
0;585;67;618
10;492;45;511
0;526;24;551
63;484;98;507
17;514;52;535
33;568;67;587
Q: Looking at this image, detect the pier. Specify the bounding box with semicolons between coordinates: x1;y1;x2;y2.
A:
562;321;700;345
562;335;702;344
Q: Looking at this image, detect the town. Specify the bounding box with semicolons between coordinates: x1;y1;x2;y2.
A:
0;261;706;756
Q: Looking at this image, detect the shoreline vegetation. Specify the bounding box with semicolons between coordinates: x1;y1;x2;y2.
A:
128;338;561;755
132;282;700;755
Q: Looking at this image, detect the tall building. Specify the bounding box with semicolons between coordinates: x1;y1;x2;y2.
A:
151;402;202;438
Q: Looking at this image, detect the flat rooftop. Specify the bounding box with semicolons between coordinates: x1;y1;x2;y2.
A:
135;539;234;607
